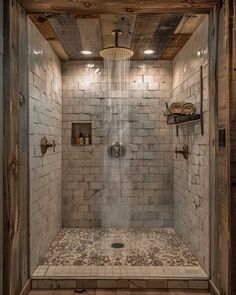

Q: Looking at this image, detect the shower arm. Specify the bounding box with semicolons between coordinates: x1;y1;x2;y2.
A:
113;29;122;48
115;31;118;47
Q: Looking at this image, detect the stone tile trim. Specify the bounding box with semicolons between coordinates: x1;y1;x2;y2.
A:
33;264;207;278
31;278;209;290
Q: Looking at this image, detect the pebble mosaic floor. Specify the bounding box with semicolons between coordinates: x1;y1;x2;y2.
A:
33;228;207;279
41;228;198;267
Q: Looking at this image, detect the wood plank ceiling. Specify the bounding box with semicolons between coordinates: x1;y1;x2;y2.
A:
29;13;206;61
20;0;215;61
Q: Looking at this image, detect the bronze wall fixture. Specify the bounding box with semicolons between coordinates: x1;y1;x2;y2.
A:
175;144;189;159
40;137;56;156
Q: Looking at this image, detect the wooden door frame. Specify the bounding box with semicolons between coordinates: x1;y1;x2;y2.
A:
2;0;236;295
3;1;29;294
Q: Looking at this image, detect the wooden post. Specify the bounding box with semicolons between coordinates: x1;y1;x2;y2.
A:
229;0;236;293
3;0;21;294
18;5;29;289
209;6;219;294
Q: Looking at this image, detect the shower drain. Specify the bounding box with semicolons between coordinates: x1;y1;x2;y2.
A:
111;242;124;249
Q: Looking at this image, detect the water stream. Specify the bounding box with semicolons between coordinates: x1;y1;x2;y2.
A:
101;58;132;231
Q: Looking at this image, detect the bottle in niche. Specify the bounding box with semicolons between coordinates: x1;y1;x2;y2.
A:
85;134;90;145
79;132;84;145
76;132;80;145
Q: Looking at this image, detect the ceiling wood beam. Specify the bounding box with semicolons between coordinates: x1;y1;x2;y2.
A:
100;14;136;49
49;40;69;60
48;14;83;60
30;14;56;40
131;15;162;59
174;14;206;34
161;14;206;60
76;17;102;57
29;14;69;60
160;33;192;60
19;0;216;14
150;15;182;59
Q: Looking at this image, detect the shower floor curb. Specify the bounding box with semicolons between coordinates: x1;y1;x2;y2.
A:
32;266;209;290
31;277;209;291
32;265;207;278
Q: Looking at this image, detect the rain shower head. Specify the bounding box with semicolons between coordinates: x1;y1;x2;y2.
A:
100;29;134;60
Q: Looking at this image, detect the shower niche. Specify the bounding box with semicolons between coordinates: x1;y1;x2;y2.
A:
71;122;92;145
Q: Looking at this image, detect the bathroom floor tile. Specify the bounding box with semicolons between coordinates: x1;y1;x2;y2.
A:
32;228;207;279
39;228;198;267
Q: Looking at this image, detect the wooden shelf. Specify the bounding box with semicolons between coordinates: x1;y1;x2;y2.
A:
71;144;92;146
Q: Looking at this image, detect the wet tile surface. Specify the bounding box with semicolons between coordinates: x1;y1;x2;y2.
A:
40;228;198;267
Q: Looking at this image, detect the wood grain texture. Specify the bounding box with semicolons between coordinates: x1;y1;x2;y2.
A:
76;17;102;57
48;14;83;60
161;15;206;60
18;4;29;291
150;15;182;59
30;14;57;40
30;14;69;60
19;0;216;14
30;12;206;61
3;0;21;294
28;290;210;295
161;33;191;60
208;1;233;294
48;40;69;60
174;14;206;34
100;14;136;50
229;0;236;293
131;14;161;59
208;7;218;295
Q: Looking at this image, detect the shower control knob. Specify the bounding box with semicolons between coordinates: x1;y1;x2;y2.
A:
108;142;126;158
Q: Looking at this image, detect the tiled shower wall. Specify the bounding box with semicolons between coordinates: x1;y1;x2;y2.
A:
0;0;3;291
62;61;173;228
172;17;209;273
28;20;62;274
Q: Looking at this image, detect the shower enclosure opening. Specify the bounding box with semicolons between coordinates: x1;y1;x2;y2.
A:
28;12;210;287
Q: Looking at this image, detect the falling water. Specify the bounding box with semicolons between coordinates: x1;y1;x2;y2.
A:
101;58;132;230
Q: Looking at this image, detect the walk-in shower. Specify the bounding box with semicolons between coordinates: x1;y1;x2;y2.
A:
29;13;210;287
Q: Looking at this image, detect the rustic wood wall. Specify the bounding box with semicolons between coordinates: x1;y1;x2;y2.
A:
18;0;217;14
19;6;29;291
209;7;219;295
1;0;235;294
229;0;236;294
0;0;3;293
209;0;236;294
3;1;29;294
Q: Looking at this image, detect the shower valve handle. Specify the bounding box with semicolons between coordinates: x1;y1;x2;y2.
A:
108;142;126;158
40;137;56;156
